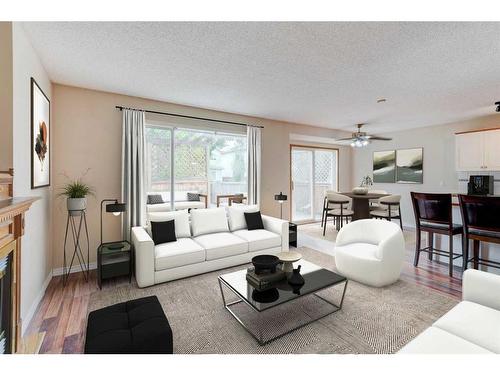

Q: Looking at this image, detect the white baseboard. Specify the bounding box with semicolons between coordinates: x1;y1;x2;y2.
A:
21;271;52;337
52;262;97;277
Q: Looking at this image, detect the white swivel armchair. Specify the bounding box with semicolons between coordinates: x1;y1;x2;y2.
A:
334;219;405;287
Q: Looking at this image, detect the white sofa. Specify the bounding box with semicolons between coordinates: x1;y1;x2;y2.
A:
334;219;405;287
132;206;289;287
400;269;500;354
146;191;207;212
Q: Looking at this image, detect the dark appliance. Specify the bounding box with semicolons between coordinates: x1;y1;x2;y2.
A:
467;175;494;196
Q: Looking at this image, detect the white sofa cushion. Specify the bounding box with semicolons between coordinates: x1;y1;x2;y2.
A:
191;207;229;237
227;204;259;231
233;229;281;252
155;238;205;271
399;327;492;354
194;232;248;261
432;301;500;353
147;210;191;238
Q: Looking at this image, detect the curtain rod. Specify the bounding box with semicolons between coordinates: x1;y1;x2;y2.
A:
115;105;264;129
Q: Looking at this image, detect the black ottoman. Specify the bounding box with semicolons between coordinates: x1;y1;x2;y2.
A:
84;295;173;354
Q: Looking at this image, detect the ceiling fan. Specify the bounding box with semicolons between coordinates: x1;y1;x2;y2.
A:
335;124;392;148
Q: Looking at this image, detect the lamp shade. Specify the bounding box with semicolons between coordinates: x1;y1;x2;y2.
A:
274;192;287;202
106;201;126;213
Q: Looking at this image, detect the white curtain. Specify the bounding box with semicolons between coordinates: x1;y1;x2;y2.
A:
122;109;146;241
247;126;262;205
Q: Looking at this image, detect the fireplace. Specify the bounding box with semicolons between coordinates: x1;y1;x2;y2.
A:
0;169;36;353
0;251;13;354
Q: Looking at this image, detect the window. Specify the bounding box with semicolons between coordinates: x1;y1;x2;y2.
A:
145;125;247;208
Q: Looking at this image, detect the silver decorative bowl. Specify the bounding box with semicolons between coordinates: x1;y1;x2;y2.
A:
352;187;368;195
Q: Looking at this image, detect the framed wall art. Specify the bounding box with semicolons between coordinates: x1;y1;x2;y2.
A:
373;150;396;183
396;148;423;184
31;77;50;188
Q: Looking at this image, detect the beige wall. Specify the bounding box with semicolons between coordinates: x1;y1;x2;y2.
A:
52;84;352;269
0;22;13;171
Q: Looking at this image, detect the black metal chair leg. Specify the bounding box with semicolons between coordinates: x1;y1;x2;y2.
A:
399;207;403;230
449;235;454;277
428;232;433;261
414;229;421;267
462;234;468;271
321;198;327;227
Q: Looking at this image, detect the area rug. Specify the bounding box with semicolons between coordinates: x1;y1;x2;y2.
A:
88;247;458;354
299;222;339;243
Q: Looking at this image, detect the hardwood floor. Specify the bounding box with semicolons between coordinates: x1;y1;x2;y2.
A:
24;271;131;354
27;229;463;354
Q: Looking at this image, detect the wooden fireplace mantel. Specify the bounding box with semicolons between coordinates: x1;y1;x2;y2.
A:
0;196;38;353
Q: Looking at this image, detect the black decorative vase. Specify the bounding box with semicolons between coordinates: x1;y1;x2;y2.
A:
288;265;305;286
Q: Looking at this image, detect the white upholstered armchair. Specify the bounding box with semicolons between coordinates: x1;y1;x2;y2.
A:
334;219;405;287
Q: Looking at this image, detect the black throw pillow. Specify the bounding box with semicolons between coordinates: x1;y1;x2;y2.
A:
150;220;177;245
147;194;164;205
187;192;200;202
244;211;264;231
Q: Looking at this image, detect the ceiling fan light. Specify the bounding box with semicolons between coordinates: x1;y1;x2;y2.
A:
362;140;369;146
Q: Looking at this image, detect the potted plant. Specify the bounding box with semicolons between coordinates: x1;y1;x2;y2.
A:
352;175;373;195
59;171;94;214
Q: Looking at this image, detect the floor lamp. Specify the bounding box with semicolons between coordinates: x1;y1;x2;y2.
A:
274;192;287;219
100;199;126;248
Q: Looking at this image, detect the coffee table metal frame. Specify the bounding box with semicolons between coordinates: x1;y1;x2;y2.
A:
217;274;348;346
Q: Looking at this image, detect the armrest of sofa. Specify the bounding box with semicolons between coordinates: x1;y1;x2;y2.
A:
261;215;289;251
131;226;155;288
199;193;208;208
463;269;500;311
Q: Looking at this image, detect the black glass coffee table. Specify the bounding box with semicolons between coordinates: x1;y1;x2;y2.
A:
218;260;348;345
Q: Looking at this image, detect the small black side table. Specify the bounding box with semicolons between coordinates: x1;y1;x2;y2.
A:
289;222;298;248
97;241;132;289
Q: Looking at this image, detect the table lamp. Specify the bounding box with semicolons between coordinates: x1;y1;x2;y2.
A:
274;192;287;219
100;199;126;247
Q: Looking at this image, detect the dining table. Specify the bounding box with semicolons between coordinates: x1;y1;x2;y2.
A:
340;192;389;220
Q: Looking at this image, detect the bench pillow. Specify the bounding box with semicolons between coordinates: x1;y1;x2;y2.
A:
147;210;191;238
191;207;229;237
227;204;259;231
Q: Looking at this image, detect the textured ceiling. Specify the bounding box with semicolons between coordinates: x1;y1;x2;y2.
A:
21;22;500;133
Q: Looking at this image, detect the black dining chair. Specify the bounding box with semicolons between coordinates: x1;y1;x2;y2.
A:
410;192;464;277
459;194;500;271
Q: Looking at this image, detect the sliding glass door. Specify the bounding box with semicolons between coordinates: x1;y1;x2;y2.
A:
291;146;338;222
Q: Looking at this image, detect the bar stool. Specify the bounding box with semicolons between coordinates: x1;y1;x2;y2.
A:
323;192;353;235
411;192;464;277
370;195;403;230
459;194;500;271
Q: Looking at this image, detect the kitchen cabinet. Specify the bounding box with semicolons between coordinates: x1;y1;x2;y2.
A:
455;128;500;171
